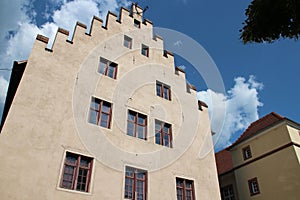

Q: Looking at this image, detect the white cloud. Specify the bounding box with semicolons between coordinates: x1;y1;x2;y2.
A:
0;0;131;120
0;0;132;70
52;0;99;37
197;76;263;151
0;76;9;103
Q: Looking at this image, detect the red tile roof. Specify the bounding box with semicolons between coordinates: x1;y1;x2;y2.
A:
228;112;284;149
215;149;233;175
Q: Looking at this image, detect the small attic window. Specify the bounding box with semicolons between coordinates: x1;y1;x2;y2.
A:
123;35;132;49
141;44;149;57
134;19;141;28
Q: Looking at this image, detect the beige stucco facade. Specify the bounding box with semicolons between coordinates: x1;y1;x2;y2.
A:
0;4;220;200
217;114;300;200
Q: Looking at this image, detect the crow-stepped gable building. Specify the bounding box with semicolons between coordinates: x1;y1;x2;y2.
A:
0;4;221;200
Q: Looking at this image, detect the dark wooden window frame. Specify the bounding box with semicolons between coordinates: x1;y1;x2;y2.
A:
221;184;235;200
242;145;252;160
89;97;112;129
155;120;173;148
141;44;149;57
127;110;147;140
124;35;133;49
248;177;260;196
176;177;195;200
156;81;171;100
124;166;148;200
60;152;93;193
98;57;118;79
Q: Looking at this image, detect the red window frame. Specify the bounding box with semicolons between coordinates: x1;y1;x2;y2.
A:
60;152;93;193
124;167;147;200
248;177;260;196
124;35;133;49
89;97;112;129
155;120;172;148
141;44;149;57
127;110;147;140
242;145;252;160
98;57;118;79
156;82;171;100
176;178;195;200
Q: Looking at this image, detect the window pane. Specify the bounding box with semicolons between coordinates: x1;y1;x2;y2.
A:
80;157;90;167
98;59;107;75
107;66;115;78
136;171;145;179
176;178;183;187
156;83;161;96
66;154;77;165
163;87;169;99
185;180;192;188
90;97;100;110
164;134;169;147
102;102;110;113
128;111;135;122
89;110;98;124
127;122;135;136
124;36;132;49
155;132;161;144
76;168;88;191
177;188;183;200
155;121;161;131
163;125;170;133
125;178;133;198
100;113;109;127
138;125;145;139
138;115;146;125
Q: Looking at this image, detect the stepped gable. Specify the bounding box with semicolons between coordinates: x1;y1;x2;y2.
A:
229;112;284;149
215;149;233;175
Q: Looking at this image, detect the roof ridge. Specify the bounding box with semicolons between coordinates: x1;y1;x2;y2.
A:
227;112;285;149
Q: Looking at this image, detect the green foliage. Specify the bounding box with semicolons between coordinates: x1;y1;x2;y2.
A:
240;0;300;44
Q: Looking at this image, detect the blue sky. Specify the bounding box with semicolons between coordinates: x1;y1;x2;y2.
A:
0;0;299;152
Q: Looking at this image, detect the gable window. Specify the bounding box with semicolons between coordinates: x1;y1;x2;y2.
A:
248;177;260;196
134;19;141;28
60;152;93;193
141;44;149;57
98;57;118;79
176;178;195;200
155;120;172;148
124;35;132;49
156;81;171;100
124;166;147;200
221;184;235;200
127;110;147;140
242;145;252;160
89;97;112;129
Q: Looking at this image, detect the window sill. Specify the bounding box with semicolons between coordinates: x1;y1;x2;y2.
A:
56;187;93;196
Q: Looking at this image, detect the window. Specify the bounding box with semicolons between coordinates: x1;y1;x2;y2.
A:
155;120;172;148
89;97;112;129
127;110;147;140
156;81;171;100
248;177;260;196
221;185;235;200
124;166;147;200
98;57;118;79
60;152;93;193
176;178;195;200
141;44;149;57
134;19;141;28
124;35;132;49
242;145;252;160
